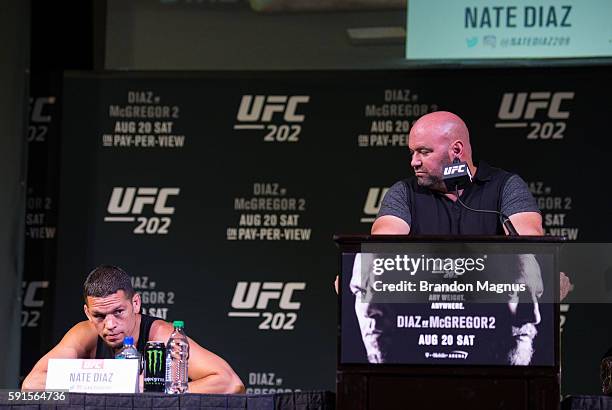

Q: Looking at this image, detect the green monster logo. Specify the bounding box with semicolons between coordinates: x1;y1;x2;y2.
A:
147;349;163;373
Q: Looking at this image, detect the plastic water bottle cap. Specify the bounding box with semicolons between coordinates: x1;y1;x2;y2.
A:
173;320;184;328
123;336;134;345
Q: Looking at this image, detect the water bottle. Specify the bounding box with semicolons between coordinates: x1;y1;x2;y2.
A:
115;336;140;360
164;320;189;394
115;336;141;392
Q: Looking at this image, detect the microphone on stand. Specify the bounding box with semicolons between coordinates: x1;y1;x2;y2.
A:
442;158;519;236
442;158;472;192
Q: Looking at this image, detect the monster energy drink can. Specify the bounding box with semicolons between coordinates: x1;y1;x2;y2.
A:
144;341;166;392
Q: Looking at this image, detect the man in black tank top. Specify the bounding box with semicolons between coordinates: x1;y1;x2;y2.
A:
94;313;158;360
23;265;244;393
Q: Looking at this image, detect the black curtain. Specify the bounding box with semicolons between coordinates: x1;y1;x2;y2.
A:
0;0;29;388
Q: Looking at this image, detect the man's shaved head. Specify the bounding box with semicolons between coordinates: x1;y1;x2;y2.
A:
408;111;474;191
410;111;472;157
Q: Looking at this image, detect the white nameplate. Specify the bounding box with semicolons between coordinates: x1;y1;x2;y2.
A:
46;359;139;393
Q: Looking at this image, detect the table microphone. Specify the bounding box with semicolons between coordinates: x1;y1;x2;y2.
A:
442;158;519;236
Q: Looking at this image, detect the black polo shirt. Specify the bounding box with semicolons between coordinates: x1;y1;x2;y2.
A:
377;162;535;235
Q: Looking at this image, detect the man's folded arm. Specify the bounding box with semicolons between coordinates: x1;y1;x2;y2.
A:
151;321;244;394
22;321;96;390
186;337;245;394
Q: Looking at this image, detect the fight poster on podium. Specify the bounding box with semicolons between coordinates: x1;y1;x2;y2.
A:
338;239;560;367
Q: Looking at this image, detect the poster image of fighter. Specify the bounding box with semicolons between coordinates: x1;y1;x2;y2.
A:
344;253;554;366
104;187;179;234
494;91;574;140
228;281;306;330
233;95;309;143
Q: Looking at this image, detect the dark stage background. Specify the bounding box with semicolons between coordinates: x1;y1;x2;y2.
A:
21;67;612;394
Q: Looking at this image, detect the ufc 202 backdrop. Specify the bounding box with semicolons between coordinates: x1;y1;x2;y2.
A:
23;67;612;394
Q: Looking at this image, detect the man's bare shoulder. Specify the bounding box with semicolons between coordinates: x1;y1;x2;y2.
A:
148;318;173;342
70;320;98;335
34;320;99;361
61;321;99;357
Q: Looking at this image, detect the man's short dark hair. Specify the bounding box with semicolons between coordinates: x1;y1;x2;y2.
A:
83;265;134;304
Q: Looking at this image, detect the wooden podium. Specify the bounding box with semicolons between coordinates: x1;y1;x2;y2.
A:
335;235;564;410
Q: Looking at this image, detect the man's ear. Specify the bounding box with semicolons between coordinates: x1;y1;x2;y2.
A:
132;293;141;314
84;303;92;322
449;140;464;159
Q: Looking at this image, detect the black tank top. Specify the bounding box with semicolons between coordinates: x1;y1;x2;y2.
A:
95;314;158;359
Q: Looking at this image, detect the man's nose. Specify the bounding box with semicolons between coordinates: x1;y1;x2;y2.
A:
104;315;117;330
411;154;421;168
515;301;541;326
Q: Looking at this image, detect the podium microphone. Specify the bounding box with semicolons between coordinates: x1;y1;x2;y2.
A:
442;159;519;236
442;158;472;192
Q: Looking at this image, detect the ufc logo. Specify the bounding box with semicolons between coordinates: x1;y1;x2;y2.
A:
443;164;466;175
82;360;104;370
231;282;306;310
29;97;56;123
498;92;574;120
22;281;49;308
237;95;309;123
362;187;389;219
107;187;180;215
